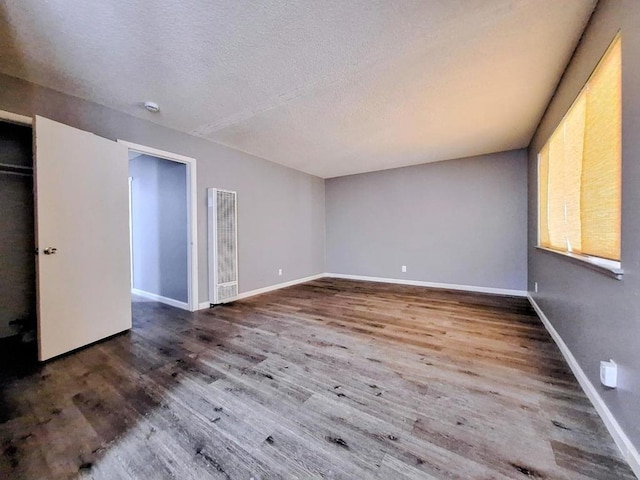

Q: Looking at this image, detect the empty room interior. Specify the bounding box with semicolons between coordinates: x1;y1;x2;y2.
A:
0;1;638;479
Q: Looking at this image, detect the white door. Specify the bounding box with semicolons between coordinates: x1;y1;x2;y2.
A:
35;116;131;361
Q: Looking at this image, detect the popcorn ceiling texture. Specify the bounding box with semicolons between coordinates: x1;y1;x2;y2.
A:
0;0;595;177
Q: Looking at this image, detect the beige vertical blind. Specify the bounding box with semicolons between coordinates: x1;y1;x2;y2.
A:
538;35;621;262
538;143;550;247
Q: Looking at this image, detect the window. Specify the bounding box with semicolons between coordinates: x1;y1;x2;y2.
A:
538;35;621;264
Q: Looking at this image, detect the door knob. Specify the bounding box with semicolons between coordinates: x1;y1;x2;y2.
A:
43;247;58;255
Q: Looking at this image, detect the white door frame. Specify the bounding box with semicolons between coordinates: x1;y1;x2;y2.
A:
118;140;199;312
0;109;32;126
128;176;134;287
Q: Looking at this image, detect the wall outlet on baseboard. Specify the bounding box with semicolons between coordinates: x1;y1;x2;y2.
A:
278;268;283;276
534;282;538;293
401;265;407;273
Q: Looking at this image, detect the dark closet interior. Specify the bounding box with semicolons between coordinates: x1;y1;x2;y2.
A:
0;121;36;369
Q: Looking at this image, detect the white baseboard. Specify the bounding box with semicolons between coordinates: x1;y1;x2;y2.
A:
197;273;326;309
196;273;525;310
325;273;527;297
528;294;640;477
132;288;190;311
237;273;326;300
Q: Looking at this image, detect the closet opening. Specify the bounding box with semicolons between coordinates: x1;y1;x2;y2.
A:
0;120;37;370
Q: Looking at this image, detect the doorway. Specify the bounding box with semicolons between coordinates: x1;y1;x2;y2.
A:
122;141;198;311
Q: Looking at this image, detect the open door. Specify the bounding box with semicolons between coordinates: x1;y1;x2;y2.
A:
35;116;131;361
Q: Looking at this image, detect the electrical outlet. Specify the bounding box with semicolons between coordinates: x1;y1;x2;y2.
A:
278;268;283;276
401;265;407;273
534;282;538;293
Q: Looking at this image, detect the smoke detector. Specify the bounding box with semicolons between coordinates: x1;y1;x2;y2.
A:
144;101;160;113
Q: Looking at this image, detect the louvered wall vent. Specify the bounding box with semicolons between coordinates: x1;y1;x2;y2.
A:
208;188;238;304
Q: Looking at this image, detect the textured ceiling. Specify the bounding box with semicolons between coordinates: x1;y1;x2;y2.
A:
0;0;596;178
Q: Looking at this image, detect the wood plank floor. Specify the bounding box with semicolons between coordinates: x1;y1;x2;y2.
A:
0;278;635;479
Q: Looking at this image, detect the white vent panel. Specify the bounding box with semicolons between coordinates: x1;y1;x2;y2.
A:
208;188;238;304
217;283;238;302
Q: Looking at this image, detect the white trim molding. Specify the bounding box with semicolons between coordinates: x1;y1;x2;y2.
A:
528;295;640;477
118;140;196;164
236;273;325;300
0;109;32;126
197;273;326;309
120;140;199;312
535;246;623;280
325;273;527;297
195;273;527;310
132;288;190;311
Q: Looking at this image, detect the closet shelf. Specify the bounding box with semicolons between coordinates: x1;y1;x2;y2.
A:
0;162;33;176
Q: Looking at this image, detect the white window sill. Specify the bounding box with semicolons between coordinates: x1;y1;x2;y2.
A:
536;246;623;280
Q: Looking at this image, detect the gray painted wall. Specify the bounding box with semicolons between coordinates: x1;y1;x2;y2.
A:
326;150;528;291
0;74;325;302
129;154;188;303
0;122;34;338
528;0;640;449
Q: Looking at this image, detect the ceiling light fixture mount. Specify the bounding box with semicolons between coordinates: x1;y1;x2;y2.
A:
144;101;160;113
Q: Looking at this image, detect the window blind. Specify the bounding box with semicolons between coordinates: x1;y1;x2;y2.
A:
538;36;621;262
581;37;622;260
